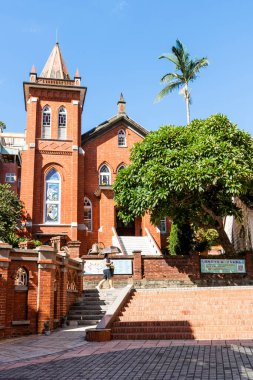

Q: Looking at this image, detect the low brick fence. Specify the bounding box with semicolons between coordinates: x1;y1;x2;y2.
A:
83;252;253;288
0;243;83;339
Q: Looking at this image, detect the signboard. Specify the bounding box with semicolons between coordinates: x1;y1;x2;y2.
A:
83;259;132;275
201;259;246;274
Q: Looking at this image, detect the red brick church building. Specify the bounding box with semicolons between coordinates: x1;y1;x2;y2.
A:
2;43;169;256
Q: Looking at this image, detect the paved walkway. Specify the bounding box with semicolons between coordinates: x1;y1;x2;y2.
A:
1;328;253;379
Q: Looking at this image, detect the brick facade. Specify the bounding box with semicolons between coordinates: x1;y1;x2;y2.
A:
0;242;82;339
13;43;169;256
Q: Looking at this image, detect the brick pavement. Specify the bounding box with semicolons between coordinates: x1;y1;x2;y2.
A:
1;328;253;379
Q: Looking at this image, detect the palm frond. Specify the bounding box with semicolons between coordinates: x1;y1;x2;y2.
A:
160;73;181;83
191;58;209;74
159;54;179;67
154;81;183;103
156;39;208;123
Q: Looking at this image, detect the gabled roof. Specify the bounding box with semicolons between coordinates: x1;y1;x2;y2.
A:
40;42;70;80
82;113;149;145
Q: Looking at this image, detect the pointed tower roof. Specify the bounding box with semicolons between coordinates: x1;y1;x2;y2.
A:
40;42;70;80
117;93;126;114
118;92;126;104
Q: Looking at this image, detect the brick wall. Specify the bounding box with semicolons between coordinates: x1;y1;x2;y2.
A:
20;86;85;249
0;161;20;193
83;123;170;253
0;241;83;339
82;252;253;288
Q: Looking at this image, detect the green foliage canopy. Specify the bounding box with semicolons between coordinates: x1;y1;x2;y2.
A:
0;184;23;243
114;114;253;255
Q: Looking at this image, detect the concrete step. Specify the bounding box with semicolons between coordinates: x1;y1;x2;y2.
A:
69;310;106;316
77;320;99;326
119;236;153;255
68;288;121;328
68;314;105;320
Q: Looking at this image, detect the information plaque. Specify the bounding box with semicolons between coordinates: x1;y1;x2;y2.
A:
83;259;133;275
200;259;246;274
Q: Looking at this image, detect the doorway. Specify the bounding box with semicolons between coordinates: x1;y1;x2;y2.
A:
116;210;135;236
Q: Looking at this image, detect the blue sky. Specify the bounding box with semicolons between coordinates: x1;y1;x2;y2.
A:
1;0;253;135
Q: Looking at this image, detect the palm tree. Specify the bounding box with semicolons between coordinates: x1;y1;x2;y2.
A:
0;121;6;132
155;40;208;124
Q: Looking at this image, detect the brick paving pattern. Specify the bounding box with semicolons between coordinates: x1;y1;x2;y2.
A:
1;339;253;379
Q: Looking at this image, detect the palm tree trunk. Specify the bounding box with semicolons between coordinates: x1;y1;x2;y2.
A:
185;84;190;125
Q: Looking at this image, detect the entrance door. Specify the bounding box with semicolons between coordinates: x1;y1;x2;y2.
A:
116;210;135;236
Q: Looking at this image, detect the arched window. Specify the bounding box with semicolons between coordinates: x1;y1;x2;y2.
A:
42;106;51;139
117;163;126;173
15;267;28;286
58;106;67;140
84;197;92;231
99;164;110;185
118;129;126;147
45;169;61;223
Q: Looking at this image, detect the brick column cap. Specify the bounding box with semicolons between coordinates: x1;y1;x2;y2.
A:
67;240;81;248
0;243;12;249
36;245;55;252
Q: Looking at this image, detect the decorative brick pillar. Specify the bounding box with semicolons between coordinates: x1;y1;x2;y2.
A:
0;244;11;334
245;252;253;277
50;236;67;252
67;240;81;259
133;250;142;280
59;252;69;319
18;241;36;250
37;246;56;333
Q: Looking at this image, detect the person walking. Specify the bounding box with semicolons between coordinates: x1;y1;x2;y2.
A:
96;253;114;290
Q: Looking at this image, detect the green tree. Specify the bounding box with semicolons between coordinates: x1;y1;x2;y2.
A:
0;184;23;243
113;114;253;256
0;121;6;132
168;222;194;255
155;39;208;124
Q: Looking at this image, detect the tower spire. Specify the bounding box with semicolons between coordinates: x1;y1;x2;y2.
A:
40;43;70;80
117;93;126;114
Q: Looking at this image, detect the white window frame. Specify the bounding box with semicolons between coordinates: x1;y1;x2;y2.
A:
84;197;92;231
118;129;126;147
5;173;16;183
58;106;67;140
44;169;61;224
42;106;51;139
99;164;111;186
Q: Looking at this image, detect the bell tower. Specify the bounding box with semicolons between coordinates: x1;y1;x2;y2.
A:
21;43;87;248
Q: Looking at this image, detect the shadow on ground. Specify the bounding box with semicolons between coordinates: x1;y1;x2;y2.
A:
0;344;253;380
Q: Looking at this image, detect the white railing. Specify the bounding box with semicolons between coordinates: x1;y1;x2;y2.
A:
112;227;126;255
145;228;162;256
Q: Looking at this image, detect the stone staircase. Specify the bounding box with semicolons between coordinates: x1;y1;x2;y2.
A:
119;236;156;255
111;287;253;340
68;288;121;326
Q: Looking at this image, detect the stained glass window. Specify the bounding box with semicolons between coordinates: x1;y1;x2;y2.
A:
84;197;92;231
118;129;126;146
45;169;60;223
58;106;67;140
42;106;51;139
99;164;110;185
